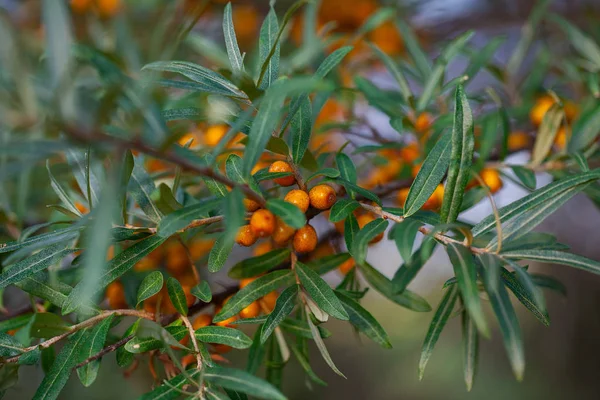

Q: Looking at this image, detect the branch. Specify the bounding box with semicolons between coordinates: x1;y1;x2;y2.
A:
73;335;134;370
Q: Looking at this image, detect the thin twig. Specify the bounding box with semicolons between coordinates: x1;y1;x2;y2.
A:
73;335;134;370
180;315;202;370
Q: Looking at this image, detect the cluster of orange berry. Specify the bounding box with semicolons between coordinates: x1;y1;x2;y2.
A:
70;0;121;17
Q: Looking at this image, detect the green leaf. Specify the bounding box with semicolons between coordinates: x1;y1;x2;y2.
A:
291;345;327;386
328;199;359;223
223;187;246;246
296;262;348;320
195;326;252;349
258;7;280;90
191;281;212;303
531;104;563;166
481;262;525;381
228;248;291;279
208;235;234;274
418;284;459;380
0;333;24;357
42;0;72;87
30;313;69;338
63;235;166;314
117;320;139;367
316;46;353;77
473;170;600;237
306;313;346;378
305;168;340;183
511;166;536;190
139;369;201;400
501;268;549;326
226;154;246;184
336;291;392;349
201;154;229;197
392;236;436;293
223;3;244;74
336;153;357;186
136;271;164;307
344;214;360;254
404;133;451;217
261;285;299;343
390;219;421;264
305;252;352;276
440;85;474;224
462;311;479;391
125;326;188;354
501;249;600;275
166;277;188;315
551;14;600;71
290;96;312;163
143;61;248;99
32;331;87;400
214;271;295;322
357;262;432;312
369;42;412;103
76;315;114;387
266;199;306;229
335;179;382;205
280;319;330;339
128;160;163;223
0;244;74;290
446;243;488;336
351;218;389;266
568;104;600;152
0;227;80;254
204;366;286;400
46;161;81;217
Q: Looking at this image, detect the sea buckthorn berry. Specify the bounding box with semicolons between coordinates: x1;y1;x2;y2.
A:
96;0;121;18
293;224;318;253
250;209;276;237
240;277;257;289
181;354;196;369
189;238;214;261
508;131;530;151
397;187;410;207
182;285;196;307
309;184;336;210
269;161;296;187
529;95;555;126
262;291;279;312
400;143;420;163
243;198;261;212
236;225;258;247
284;189;310;213
411;163;422;178
423;184;445;210
214;297;238;327
212;344;233;354
253;241;273;257
414;112;433;133
239;301;261;319
71;0;92;13
564;100;579;122
106;281;128;310
75;201;89;214
554;127;567;150
339;257;356;275
204;125;227;147
480;169;503;193
357;214;384;244
273;218;296;245
192;314;212;330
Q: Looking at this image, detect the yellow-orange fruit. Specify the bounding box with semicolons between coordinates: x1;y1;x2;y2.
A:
370;22;403;55
134;256;157;272
357;214;384;243
177;131;202;149
269;161;296;187
236;225;258;247
272;219;296;245
239;301;261;319
397;187;410;207
182;285;196;307
250;209;276;237
239;277;257;289
338;257;356;275
181;354;196;369
508;131;530;151
554;127;567;149
232;4;260;42
422;184;445;210
309;184;336;210
243;198;261;212
400;143;420;163
204;125;228;147
71;0;92;13
165;241;189;275
192;314;212;330
212;344;233;354
106;281;128;309
75;201;89;214
414;112;433;133
293;224;318;253
284;189;310;213
262;291;279;312
564;100;579;122
253;241;273;257
530;95;555;126
214;298;238;327
96;0;121;18
411;163;422;178
189;238;214;261
480;169;503;193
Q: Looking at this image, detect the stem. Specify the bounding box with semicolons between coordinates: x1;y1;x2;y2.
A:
73;335;133;370
180;315;202;370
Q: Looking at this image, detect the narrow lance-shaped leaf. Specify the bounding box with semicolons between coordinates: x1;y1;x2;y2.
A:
258;7;280;90
501;268;549;326
223;2;244;74
136;271;164;306
418;284;459;380
501;249;600;275
306;308;346;379
208;235;234;274
531;104;563;166
66;148;100;208
295;262;348;320
191;281;212;303
328;199;360;223
76;315;114;387
266;199;306;229
369;42;412;103
228;248;291;279
195;326;253;349
166;277;188;315
446;243;489;336
204;366;286;400
46;161;81;217
462;310;479;391
404;133;451;217
128;160;162;223
260;285;299;343
336;291;392;349
157;197;221;237
290;96;312;163
440;85;474;224
351;218;389;266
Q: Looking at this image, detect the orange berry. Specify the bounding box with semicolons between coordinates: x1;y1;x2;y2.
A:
236;225;258;247
309;184;336;210
370;22;403;55
293;224;318;253
204;125;228;147
106;281;128;310
269;161;296;187
71;0;92;13
262;291;279;312
564;100;579;122
232;4;260;42
192;314;212;330
272;218;296;245
181;354;196;369
250;209;276;237
414;112;433;133
422;184;445;210
397;187;410;207
284;190;310;213
357;214;384;243
212;344;233;354
411;163;422;178
400;143;420;163
165;242;189;275
507;131;530;151
96;0;121;18
75;201;89;214
480;169;503;193
554;127;567;150
134;256;157;272
189;238;214;261
253;241;273;257
182;285;196;307
240;277;257;289
243;198;261;212
214;298;238;327
239;301;261;319
338;257;356;275
530;95;555;126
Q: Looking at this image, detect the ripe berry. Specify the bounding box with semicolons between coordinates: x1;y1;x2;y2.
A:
192;314;212;330
272;218;296;245
529;95;555;126
214;296;238;327
253;241;273;257
106;281;128;309
480;169;503;193
507;131;530;151
181;354;196;369
239;301;261;319
422;184;445;210
261;291;279;312
338;257;356;275
357;214;384;244
96;0;121;18
284;189;310;213
269;161;296;187
239;277;257;289
397;187;410;207
243;198;261;212
236;225;258;247
250;209;276;237
293;224;318;253
309;184;336;210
